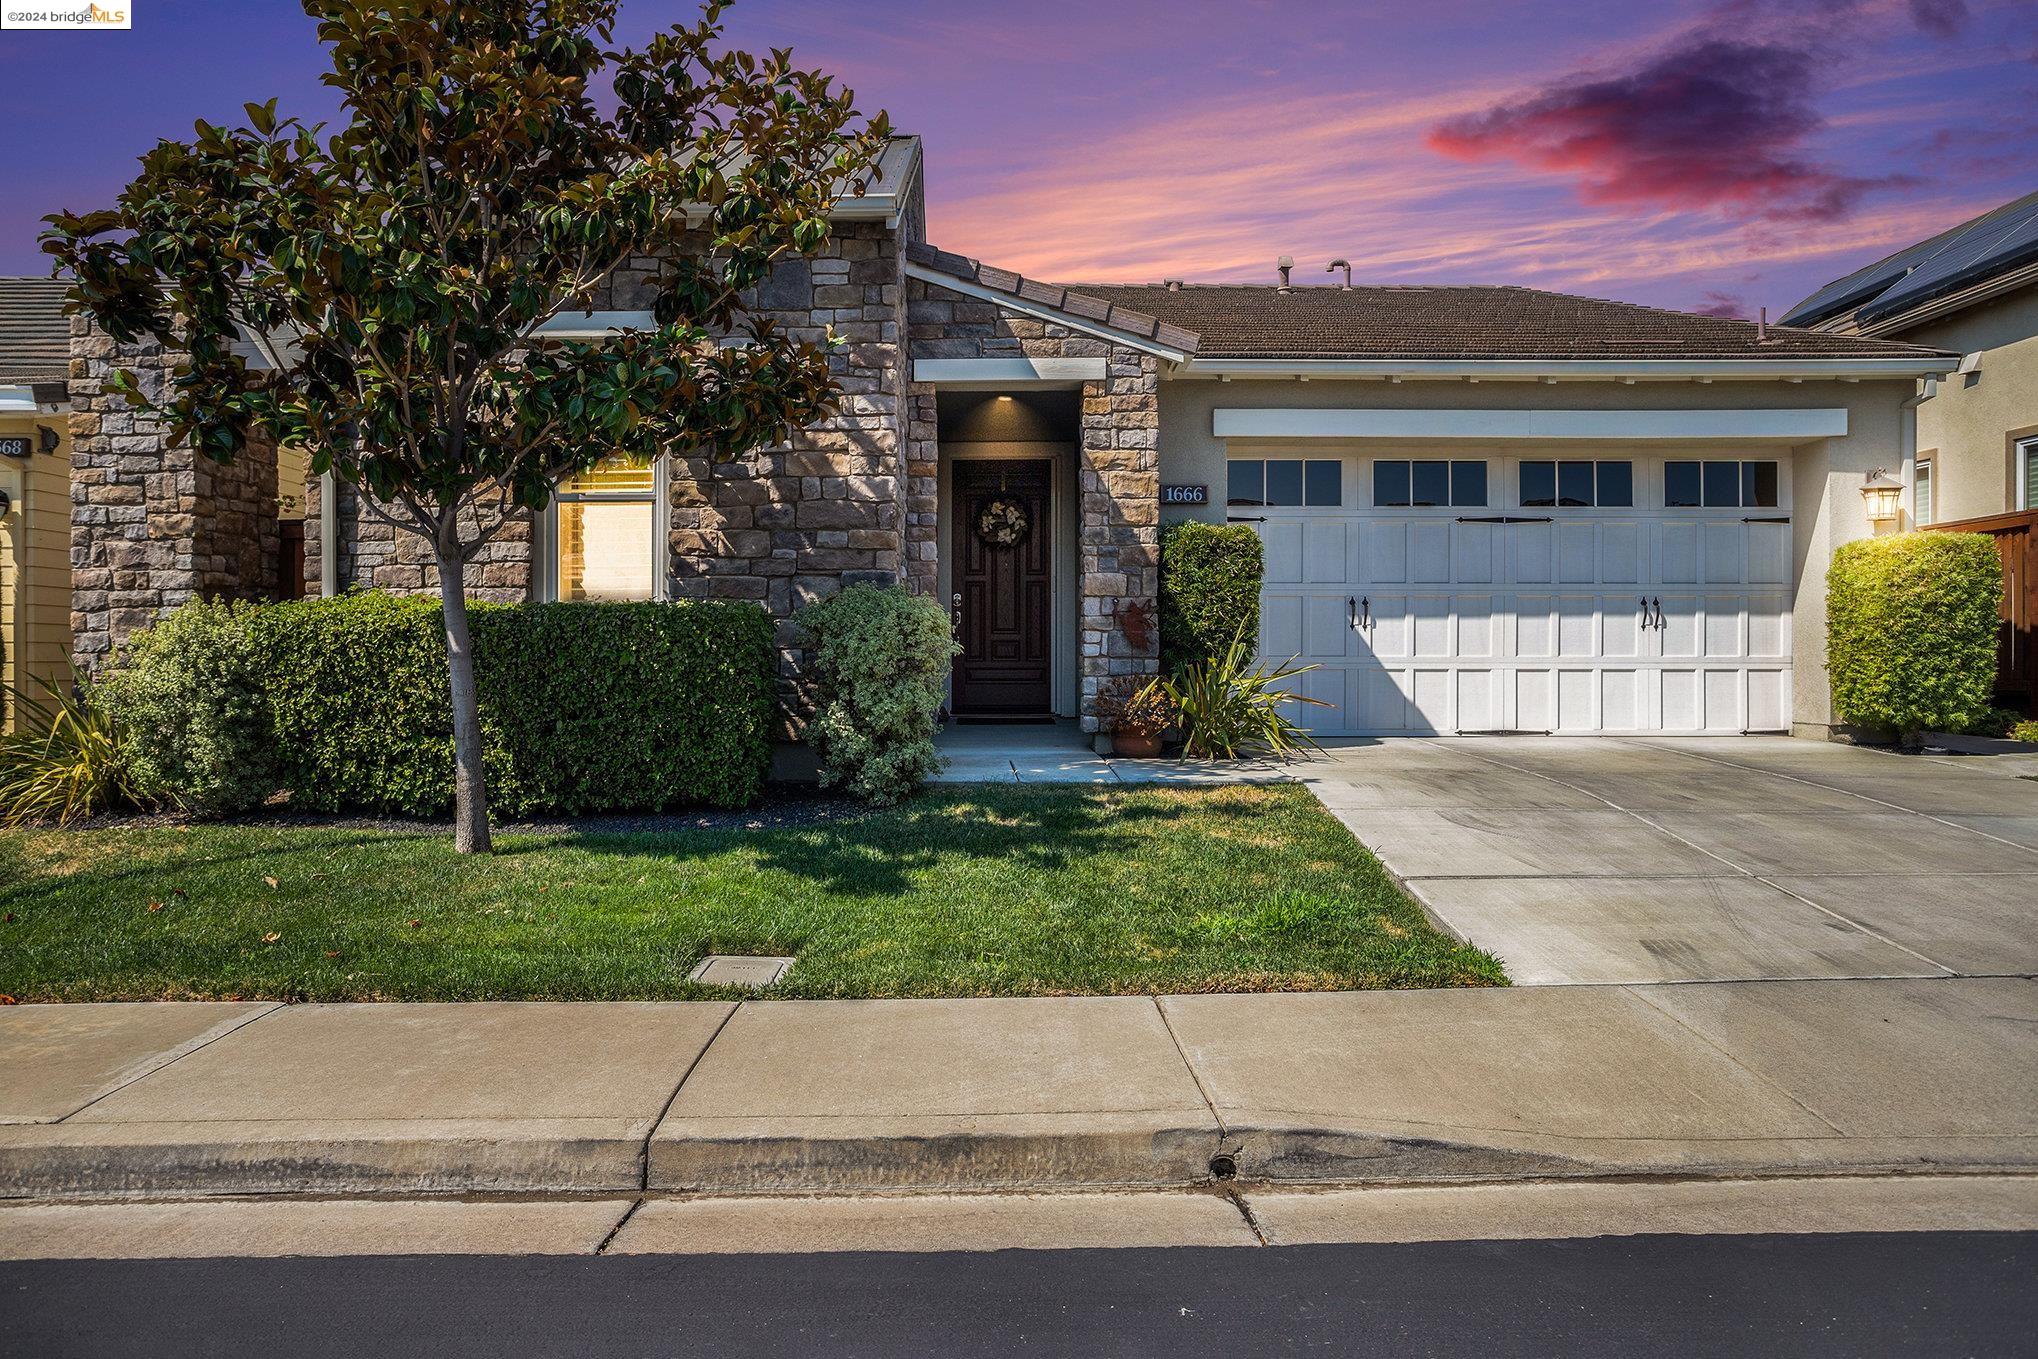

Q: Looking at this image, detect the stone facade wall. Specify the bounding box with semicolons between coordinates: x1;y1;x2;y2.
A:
69;319;282;667
301;212;921;718
905;279;1163;729
302;474;529;603
655;220;910;710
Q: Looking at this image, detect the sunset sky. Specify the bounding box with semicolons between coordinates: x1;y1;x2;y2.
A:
1;0;2031;318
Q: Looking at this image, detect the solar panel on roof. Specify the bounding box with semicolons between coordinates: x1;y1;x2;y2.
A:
1787;189;2038;327
1860;197;2038;322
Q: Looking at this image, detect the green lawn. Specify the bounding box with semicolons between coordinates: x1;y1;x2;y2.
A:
0;785;1503;1001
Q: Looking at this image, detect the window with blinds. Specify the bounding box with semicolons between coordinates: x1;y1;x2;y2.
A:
556;458;657;601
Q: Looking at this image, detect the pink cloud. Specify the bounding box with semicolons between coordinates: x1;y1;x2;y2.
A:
1427;37;1913;222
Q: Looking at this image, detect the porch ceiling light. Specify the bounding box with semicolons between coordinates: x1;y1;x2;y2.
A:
1861;468;1902;526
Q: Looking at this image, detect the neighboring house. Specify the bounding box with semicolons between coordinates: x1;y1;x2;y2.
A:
0;277;73;732
1783;189;2038;527
67;136;1960;741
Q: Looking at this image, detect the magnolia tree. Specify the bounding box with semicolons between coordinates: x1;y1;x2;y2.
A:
45;0;890;853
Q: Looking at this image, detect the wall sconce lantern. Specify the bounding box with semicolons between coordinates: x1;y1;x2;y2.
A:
38;424;60;455
1861;469;1903;527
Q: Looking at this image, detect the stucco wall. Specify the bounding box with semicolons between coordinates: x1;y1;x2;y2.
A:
1898;283;2038;522
1151;375;1915;736
1;415;71;732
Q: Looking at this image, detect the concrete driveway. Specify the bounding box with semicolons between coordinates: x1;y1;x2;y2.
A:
1302;736;2038;986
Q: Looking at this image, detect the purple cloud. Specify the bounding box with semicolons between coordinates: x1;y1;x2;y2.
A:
1908;0;1969;37
1694;290;1749;318
1427;37;1909;222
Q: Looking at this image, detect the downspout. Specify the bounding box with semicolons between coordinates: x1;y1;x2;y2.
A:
319;471;339;597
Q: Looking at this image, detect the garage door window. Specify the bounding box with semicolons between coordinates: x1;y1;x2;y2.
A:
1374;459;1486;508
1227;458;1341;507
1521;460;1633;508
1665;459;1779;509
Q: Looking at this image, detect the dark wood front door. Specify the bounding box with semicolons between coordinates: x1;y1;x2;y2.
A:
953;459;1053;717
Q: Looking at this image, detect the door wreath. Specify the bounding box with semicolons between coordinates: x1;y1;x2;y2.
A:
975;495;1031;548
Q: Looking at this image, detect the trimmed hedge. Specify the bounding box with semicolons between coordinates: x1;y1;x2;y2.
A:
1828;532;2002;737
794;584;957;804
110;592;777;818
99;599;278;814
1159;521;1264;675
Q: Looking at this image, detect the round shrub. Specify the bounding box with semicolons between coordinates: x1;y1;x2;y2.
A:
1159;521;1263;676
99;599;279;813
1827;531;2002;737
794;584;958;804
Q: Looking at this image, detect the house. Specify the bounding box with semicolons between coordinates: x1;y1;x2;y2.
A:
1783;188;2038;712
0;277;73;731
1783;189;2038;527
64;135;1961;742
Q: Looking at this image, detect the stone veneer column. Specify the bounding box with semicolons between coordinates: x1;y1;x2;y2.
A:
69;320;280;669
1078;351;1161;730
902;386;940;596
662;220;910;716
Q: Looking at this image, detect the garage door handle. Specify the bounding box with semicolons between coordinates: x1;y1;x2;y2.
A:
1651;597;1665;630
1361;597;1371;629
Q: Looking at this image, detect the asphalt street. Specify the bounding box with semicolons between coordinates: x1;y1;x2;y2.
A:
5;1231;2033;1358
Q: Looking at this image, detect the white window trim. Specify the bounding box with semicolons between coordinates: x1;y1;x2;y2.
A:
2018;436;2038;513
538;456;668;602
1914;458;1934;526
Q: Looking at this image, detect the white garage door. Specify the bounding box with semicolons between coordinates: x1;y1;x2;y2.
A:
1236;453;1793;736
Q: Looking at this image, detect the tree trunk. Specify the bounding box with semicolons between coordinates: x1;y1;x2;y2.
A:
435;536;493;855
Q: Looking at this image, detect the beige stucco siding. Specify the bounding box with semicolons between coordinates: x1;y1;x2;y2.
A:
1153;376;1914;736
1900;284;2038;523
1;415;73;732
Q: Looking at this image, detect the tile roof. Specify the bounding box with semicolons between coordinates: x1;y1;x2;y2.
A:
0;276;69;384
1067;282;1953;362
1781;188;2038;331
906;244;1201;354
910;242;1946;362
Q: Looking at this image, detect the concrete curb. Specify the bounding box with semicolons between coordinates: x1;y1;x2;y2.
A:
9;1122;2038;1200
0;1119;655;1197
648;1115;1223;1194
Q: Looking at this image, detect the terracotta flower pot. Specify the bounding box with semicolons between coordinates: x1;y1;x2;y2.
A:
1112;731;1164;758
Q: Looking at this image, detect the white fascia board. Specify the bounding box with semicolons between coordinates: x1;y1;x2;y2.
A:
912;357;1108;387
1212;407;1851;442
903;260;1191;363
1181;356;1958;381
0;386;38;413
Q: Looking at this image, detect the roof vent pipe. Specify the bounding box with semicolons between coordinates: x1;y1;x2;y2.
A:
1327;258;1352;290
1276;255;1293;292
1756;306;1768;342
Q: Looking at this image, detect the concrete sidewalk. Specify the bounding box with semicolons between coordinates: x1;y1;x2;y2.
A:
3;978;2035;1198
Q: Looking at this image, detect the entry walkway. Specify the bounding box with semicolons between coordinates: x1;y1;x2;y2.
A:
932;719;1289;785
